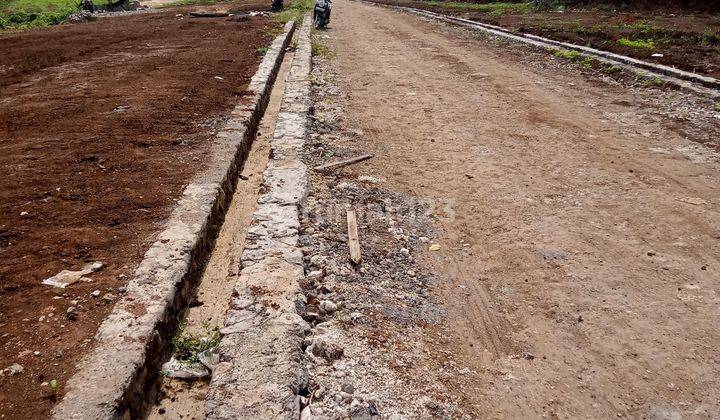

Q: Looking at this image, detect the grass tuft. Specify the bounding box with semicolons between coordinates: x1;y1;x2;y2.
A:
553;48;581;61
617;37;654;49
274;0;314;24
602;64;622;75
171;322;220;365
0;0;106;29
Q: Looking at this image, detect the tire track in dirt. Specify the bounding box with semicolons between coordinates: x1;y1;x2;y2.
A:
323;0;720;417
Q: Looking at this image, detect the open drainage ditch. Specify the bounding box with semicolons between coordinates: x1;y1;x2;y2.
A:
144;40;298;419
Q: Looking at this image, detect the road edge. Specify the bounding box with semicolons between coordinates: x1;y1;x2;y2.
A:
51;19;297;420
360;1;720;99
204;14;313;420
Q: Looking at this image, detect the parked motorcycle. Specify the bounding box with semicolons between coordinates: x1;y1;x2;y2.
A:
271;0;283;12
313;0;331;29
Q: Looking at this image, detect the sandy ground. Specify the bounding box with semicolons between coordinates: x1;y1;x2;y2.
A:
307;0;720;417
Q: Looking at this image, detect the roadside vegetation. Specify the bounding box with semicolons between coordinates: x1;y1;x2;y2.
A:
0;0;99;29
274;0;313;23
426;1;533;15
617;37;654;49
171;323;220;365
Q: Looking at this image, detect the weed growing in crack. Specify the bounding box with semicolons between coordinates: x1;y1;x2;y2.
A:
311;33;335;58
171;322;220;365
256;46;270;55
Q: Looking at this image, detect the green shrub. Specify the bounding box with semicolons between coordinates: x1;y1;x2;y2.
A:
553;48;581;61
700;31;720;47
172;323;220;364
274;0;315;24
617;38;654;49
603;64;622;74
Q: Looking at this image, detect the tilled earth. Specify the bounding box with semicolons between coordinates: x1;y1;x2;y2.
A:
369;0;720;79
295;0;720;418
0;7;274;418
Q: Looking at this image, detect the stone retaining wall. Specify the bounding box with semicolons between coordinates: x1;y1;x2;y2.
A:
204;14;313;420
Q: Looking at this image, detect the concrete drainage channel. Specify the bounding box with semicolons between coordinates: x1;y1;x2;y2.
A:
361;1;720;99
51;16;313;419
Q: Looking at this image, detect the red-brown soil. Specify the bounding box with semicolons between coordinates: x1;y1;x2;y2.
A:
371;0;720;79
0;5;274;418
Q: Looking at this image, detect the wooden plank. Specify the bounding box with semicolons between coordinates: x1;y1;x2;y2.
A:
314;154;373;172
346;209;362;264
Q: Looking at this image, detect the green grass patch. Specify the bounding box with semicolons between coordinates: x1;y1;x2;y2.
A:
426;1;533;15
602;64;622;75
700;31;720;47
311;32;334;58
171;322;220;365
0;0;104;29
617;37;654;49
553;48;581;61
636;74;663;87
274;0;313;24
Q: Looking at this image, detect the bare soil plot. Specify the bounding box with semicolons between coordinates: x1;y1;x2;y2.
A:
0;6;274;418
370;0;720;79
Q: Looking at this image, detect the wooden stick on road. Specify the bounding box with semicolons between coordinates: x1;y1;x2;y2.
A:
346;209;362;264
314;154;373;172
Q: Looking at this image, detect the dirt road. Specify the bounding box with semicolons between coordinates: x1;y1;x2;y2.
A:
309;1;720;417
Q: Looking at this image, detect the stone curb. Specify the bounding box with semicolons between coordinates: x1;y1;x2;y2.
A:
51;20;297;420
361;1;720;99
204;14;313;420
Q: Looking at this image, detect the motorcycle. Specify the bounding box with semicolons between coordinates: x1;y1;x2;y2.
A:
313;0;331;29
271;0;283;12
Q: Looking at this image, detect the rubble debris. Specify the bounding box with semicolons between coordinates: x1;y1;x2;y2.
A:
190;11;230;18
66;307;78;321
161;357;210;380
3;363;24;376
307;338;344;361
41;262;103;288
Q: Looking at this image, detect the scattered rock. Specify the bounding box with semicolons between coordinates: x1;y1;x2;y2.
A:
102;293;115;303
4;363;24;376
66;306;78;321
522;351;535;360
90;290;101;298
310;255;328;269
341;382;355;394
349;399;373;420
307;338;344;361
42;261;103;288
319;300;339;314
161;357;209;380
198;347;219;371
